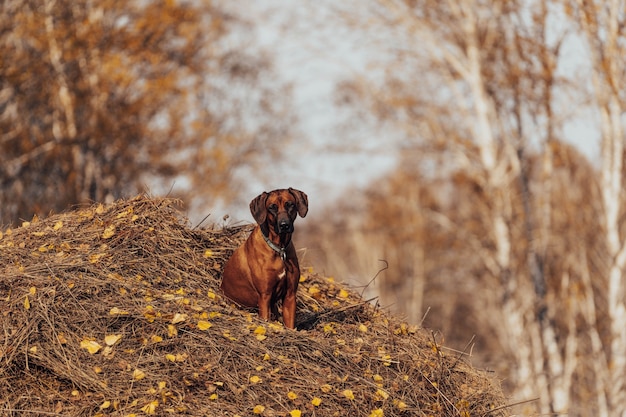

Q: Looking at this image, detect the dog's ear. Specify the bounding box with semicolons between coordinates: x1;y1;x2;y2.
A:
250;192;269;225
288;188;308;218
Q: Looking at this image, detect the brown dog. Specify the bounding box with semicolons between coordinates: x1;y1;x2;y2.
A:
221;188;308;329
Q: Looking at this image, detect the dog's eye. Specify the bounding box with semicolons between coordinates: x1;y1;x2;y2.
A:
285;201;294;209
268;204;278;212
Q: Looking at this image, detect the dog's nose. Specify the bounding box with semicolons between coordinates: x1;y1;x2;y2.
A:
278;219;292;232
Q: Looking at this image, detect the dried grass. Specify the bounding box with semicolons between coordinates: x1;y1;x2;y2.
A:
0;195;509;416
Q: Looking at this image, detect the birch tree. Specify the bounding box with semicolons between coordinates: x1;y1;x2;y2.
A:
573;1;626;414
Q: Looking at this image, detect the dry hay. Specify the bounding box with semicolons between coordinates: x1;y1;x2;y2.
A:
0;195;509;417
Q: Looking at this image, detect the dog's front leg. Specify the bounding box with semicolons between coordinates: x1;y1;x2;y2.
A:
282;293;296;329
257;293;272;321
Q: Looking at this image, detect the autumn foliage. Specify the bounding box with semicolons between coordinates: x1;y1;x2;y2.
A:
0;196;507;416
0;0;292;224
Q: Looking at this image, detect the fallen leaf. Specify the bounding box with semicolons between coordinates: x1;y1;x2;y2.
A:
133;368;146;381
369;409;384;417
289;410;302;417
23;296;30;310
375;389;389;400
249;375;261;384
311;397;322;407
53;221;63;230
101;225;115;239
105;334;122;346
80;339;102;354
253;405;265;414
197;320;212;331
287;391;298;400
342;389;355;400
171;313;187;324
141;400;158;415
109;307;129;315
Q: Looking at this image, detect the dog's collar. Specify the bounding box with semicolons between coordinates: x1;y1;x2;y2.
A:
261;230;287;262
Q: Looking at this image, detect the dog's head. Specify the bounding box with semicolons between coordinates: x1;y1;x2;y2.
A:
250;188;308;234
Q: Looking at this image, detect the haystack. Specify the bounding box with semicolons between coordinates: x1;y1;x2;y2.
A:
0;195;509;416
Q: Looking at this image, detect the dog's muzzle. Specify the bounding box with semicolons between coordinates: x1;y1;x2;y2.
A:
277;217;294;234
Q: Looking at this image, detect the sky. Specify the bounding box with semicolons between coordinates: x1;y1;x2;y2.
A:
218;1;600;221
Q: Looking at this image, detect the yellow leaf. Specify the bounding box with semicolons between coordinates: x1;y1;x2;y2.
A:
358;323;368;333
249;375;261;384
338;289;349;299
198;320;212;331
109;307;129;315
289;410;302;417
100;400;111;410
209;393;218;400
95;204;105;214
80;339;102;354
253;405;265;414
101;225;116;239
94;366;103;374
165;354;176;362
287;391;298;400
133;369;146;381
320;384;332;393
207;290;216;299
263;353;271;361
375;389;389;400
23;296;30;310
369;409;384;417
167;324;178;337
57;333;68;344
141;400;158;415
89;253;105;264
373;374;383;383
21;221;30;228
254;326;266;335
29;346;37;354
171;313;187;324
311;397;322;407
342;389;355;400
151;335;163;343
104;334;122;346
53;221;63;230
204;249;213;258
396;400;407;410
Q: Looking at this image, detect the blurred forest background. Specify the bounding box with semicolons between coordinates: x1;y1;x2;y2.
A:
1;0;625;416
